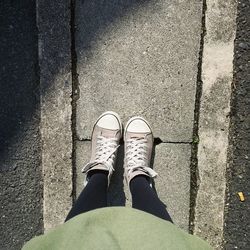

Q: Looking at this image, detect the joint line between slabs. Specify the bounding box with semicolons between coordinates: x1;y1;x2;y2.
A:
189;0;207;233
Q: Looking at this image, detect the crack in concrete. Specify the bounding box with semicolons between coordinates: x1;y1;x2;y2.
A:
76;137;191;145
154;138;192;145
70;0;80;204
189;0;207;234
160;141;191;145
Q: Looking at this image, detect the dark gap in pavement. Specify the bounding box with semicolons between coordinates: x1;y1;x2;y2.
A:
70;0;80;205
189;0;207;234
159;141;191;144
77;137;190;144
154;137;163;145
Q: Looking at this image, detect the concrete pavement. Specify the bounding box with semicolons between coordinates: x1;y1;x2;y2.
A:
37;0;73;231
193;0;237;248
75;0;202;142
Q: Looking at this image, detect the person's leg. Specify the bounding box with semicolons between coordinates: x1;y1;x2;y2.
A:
65;171;108;221
130;175;173;222
124;116;173;222
65;111;122;222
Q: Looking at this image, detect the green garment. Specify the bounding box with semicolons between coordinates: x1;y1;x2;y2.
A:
22;207;213;250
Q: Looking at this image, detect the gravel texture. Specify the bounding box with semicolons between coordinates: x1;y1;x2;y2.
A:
0;1;43;249
224;1;250;249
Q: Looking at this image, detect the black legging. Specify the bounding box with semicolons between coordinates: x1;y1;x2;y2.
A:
65;171;173;223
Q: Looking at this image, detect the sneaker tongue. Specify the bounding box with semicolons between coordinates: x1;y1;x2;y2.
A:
130;135;145;140
91;163;108;171
127;132;147;140
100;127;118;137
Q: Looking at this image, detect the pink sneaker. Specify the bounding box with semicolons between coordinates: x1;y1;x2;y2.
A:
82;111;122;186
124;116;158;186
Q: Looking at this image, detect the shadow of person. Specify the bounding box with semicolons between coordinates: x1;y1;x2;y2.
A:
107;137;168;210
150;139;168;209
108;141;126;206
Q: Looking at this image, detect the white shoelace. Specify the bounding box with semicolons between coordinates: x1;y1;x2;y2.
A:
126;137;157;178
82;136;119;173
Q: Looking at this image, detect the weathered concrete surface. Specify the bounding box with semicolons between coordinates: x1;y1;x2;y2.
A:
37;0;73;230
75;0;202;142
75;141;90;198
224;1;250;249
0;1;43;249
153;143;191;230
76;141;191;230
193;0;237;248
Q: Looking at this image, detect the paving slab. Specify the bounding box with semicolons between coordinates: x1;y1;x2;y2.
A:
75;0;202;142
193;0;237;248
76;141;191;230
153;143;191;230
37;0;73;231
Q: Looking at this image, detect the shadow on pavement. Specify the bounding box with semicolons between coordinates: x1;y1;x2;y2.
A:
0;0;154;249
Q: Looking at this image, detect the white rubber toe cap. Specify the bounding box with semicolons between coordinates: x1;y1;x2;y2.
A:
126;117;151;133
96;112;121;130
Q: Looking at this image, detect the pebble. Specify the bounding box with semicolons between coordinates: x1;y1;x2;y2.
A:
239;42;248;49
